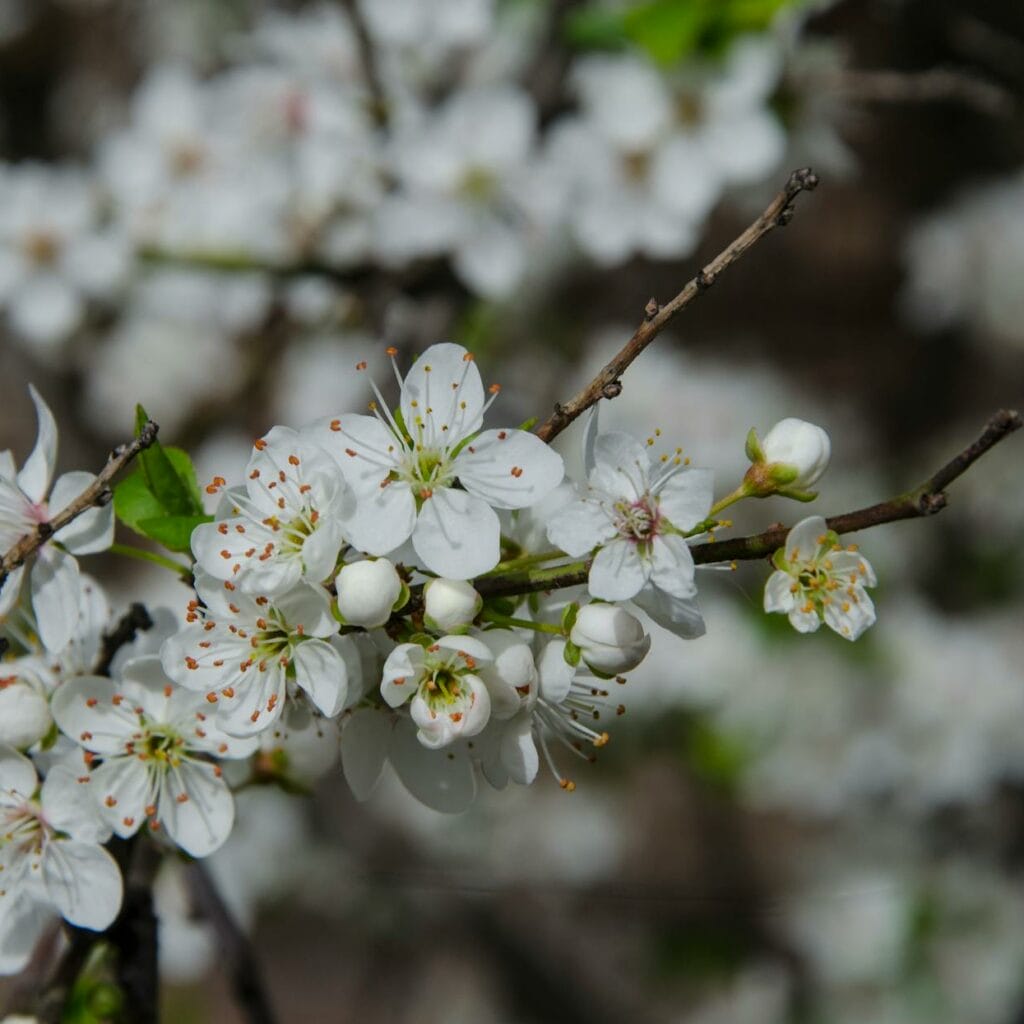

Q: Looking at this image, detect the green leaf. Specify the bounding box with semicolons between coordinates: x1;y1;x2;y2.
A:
134;405;205;517
623;1;705;65
115;447;207;534
137;514;213;554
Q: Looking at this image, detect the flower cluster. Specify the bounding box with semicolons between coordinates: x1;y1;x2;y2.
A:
0;344;874;974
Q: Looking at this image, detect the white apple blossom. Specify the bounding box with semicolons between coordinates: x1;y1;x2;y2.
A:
745;417;831;499
381;635;493;749
193;426;352;595
546;414;713;636
318;342;564;578
764;516;877;640
423;578;482;633
0;387;114;652
335;558;402;628
52;656;257;857
569;603;651;677
160;572;356;736
0;747;122;974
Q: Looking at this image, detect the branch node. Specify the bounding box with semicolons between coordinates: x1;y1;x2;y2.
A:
643;297;660;319
35;522;53;541
918;492;948;515
695;270;714;291
601;380;623;400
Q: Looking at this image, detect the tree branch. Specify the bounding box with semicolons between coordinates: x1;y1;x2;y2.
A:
340;0;389;128
477;408;1021;598
186;861;279;1024
0;420;159;584
534;167;820;445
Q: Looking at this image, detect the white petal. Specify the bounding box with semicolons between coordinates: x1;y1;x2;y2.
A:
161;760;234;858
90;758;149;838
390;717;476;813
0;894;48;974
273;582;337;638
632;586;706;639
381;643;424;708
589;432;651;501
322;414;400;496
292;638;348;718
588;539;647;600
48;472;114;554
412;487;500;578
0;564;25;620
537;639;575;703
17;385;58;503
51;675;134;756
191;518;301;596
346;482;418;557
785;516;828;565
0;745;39;801
648;533;697;599
545;498;616;558
788;606;821;634
30;546;81;653
763;571;795;614
657;469;713;532
400;343;484;449
41;766;111;844
43;840;122;930
340;707;392;801
824;589;876;641
454;429;564;510
301;516;345;584
500;712;539;786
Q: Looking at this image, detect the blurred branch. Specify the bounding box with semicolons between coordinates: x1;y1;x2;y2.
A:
95;602;154;676
821;67;1014;117
187;861;279;1024
0;419;159;586
477;409;1022;598
340;0;389;128
534;167;820;445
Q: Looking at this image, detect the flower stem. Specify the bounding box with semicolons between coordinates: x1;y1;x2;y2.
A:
110;543;192;579
480;549;567;576
479;611;564;635
708;486;748;518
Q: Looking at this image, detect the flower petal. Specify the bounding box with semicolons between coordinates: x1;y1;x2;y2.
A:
31;546;81;654
346;481;418;558
0;893;49;974
340;707;392;801
17;385;58;504
48;472;114;554
785;515;828;564
292;638;348;718
545;498;616;557
657;469;713;532
51;675;135;756
632;586;706;640
589;431;650;501
412;487;500;578
400;343;484;449
0;745;39;802
649;533;697;599
390;717;476;813
41;765;111;844
588;538;647;600
161;760;235;858
90;758;149;838
763;570;795;614
454;429;564;510
43;841;122;930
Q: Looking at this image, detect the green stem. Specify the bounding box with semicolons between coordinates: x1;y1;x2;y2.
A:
708;486;748;518
110;544;192;579
480;611;564;635
480;549;567;576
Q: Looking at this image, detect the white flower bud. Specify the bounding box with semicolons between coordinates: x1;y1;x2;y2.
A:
760;418;831;490
423;578;482;633
336;559;402;628
0;683;51;749
569;604;651;676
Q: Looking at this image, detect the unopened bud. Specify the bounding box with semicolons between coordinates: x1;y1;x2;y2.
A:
336;559;402;628
423;578;482;633
0;683;51;749
743;418;830;501
569;604;651;677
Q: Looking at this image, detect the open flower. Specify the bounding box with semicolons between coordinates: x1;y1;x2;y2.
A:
0;747;122;974
318;342;564;578
381;635;493;749
160;572;357;736
52;656;258;857
546;415;713;629
193;426;352;596
0;387;114;652
764;516;878;640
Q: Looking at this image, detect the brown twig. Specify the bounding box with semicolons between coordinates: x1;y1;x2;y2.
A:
477;409;1022;598
821;67;1014;117
186;861;279;1024
0;420;159;586
341;0;389;129
534;168;820;445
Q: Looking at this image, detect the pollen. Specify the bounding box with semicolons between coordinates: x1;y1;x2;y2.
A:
254;438;267;451
510;466;523;478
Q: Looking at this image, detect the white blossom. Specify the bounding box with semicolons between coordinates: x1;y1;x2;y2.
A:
318;342;563;578
764;516;877;640
423;578;482;633
335;558;402;628
569;603;651;677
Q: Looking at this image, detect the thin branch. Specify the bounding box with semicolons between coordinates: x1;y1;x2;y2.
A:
821;67;1014;117
95;603;154;676
534;167;820;445
476;409;1022;599
0;420;159;584
186;861;279;1024
341;0;389;128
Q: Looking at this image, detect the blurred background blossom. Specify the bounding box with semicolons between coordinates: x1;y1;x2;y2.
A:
1;0;1023;1021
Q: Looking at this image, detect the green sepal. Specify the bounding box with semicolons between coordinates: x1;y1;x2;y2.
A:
744;426;764;463
767;463;800;486
485;597;518;618
39;719;61;752
408;632;436;648
563;640;582;668
517;416;538;432
778;486;819;503
560;602;579;635
392;580;411;613
771;547;789;572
